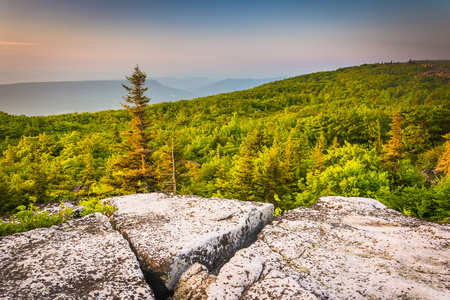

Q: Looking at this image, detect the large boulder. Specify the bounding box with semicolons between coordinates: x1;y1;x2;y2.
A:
173;196;450;300
108;193;274;298
0;213;155;300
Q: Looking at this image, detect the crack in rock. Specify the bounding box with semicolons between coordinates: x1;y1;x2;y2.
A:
107;193;274;300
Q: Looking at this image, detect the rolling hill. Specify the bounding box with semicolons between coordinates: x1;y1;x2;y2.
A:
0;80;196;116
188;77;287;96
0;60;449;222
0;76;285;116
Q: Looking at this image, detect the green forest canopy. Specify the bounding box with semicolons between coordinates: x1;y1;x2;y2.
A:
1;60;449;221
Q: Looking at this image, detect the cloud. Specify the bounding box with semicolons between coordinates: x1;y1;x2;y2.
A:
0;41;40;46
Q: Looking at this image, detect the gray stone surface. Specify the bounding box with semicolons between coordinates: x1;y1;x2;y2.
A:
207;247;264;299
250;196;450;300
172;263;216;300
173;196;450;300
0;213;155;300
172;248;317;300
4;194;447;300
108;193;274;297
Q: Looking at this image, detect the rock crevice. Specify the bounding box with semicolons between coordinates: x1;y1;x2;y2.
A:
107;193;274;299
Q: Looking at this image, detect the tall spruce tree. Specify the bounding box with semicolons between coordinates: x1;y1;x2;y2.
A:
383;110;404;173
108;65;155;193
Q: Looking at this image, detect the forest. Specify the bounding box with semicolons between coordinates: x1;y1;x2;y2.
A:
0;60;449;222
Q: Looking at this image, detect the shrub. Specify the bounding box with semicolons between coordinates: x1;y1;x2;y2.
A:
0;201;72;237
0;197;117;237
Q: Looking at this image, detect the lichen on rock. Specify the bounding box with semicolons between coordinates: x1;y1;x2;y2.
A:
107;193;274;298
3;194;448;300
0;213;155;299
172;196;450;300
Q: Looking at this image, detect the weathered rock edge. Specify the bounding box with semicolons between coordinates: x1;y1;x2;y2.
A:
0;213;155;300
108;193;274;299
173;196;450;300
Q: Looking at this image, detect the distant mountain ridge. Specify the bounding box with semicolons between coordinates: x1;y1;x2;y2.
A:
188;77;287;96
0;77;284;116
151;77;215;90
0;80;196;116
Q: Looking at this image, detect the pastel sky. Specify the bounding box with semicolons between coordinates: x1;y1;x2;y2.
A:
1;0;449;84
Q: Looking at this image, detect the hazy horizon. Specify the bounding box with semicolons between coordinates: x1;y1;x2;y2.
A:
0;75;286;86
1;0;449;85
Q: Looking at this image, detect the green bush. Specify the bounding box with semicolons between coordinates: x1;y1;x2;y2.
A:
0;198;117;237
380;177;450;221
0;201;73;237
298;143;390;200
78;197;116;217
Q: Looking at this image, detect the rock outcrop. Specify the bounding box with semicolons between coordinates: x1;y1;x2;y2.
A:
173;196;450;300
108;193;274;298
0;213;155;299
2;194;448;300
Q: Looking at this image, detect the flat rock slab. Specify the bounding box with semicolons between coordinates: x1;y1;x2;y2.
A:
0;213;155;300
174;196;450;300
108;193;274;297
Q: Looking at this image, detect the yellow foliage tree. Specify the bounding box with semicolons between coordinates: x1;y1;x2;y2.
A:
437;135;450;176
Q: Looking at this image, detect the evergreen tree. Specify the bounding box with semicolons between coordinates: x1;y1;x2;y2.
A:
255;143;285;205
436;134;450;176
230;129;268;201
246;128;265;155
108;66;155;193
281;136;297;192
214;155;232;198
385;111;403;159
29;150;49;203
330;136;340;151
310;133;326;174
371;119;383;154
121;65;151;149
0;170;12;214
383;110;404;173
231;143;256;201
79;136;96;186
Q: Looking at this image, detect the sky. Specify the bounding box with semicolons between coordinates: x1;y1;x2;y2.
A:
1;0;449;84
